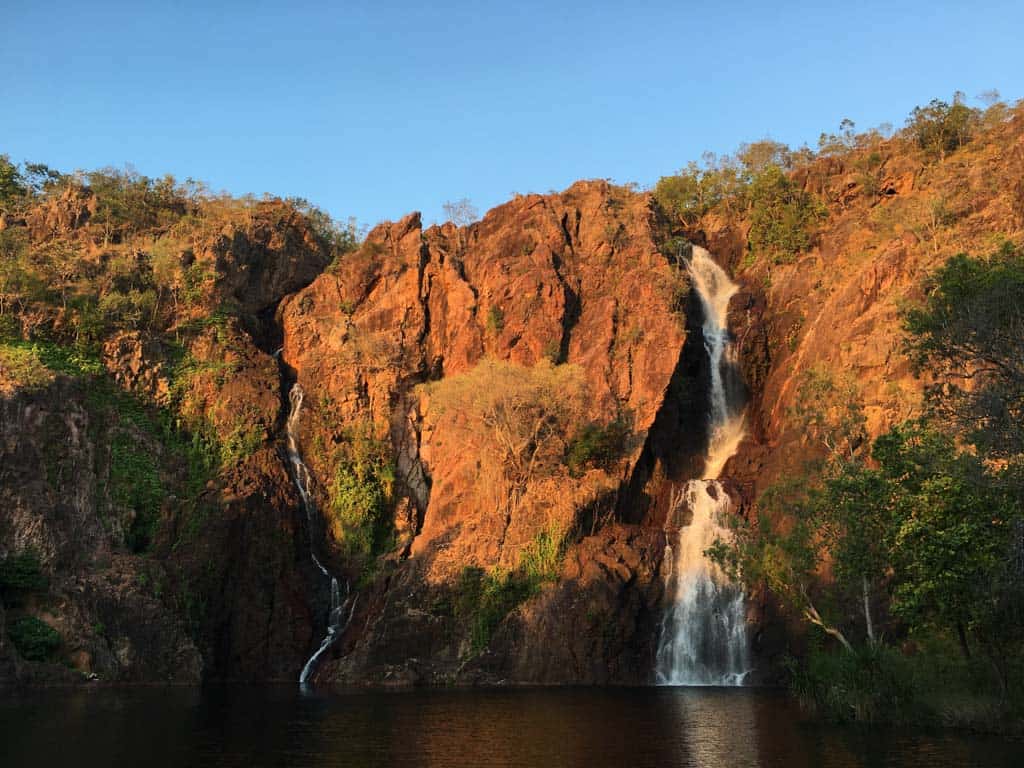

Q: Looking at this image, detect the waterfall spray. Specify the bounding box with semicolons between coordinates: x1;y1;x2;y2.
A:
286;384;355;686
655;246;750;686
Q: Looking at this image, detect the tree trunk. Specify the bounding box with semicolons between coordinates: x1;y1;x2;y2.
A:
801;587;854;653
862;575;876;647
956;622;971;660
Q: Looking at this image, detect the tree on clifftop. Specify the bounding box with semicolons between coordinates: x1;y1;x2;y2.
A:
442;198;478;227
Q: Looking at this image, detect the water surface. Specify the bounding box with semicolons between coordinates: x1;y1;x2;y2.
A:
1;686;1020;767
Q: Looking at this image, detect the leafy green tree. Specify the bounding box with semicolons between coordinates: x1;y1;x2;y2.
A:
653;153;749;225
0;154;26;208
737;140;794;173
902;242;1024;460
874;426;1022;681
710;370;882;651
905;92;979;161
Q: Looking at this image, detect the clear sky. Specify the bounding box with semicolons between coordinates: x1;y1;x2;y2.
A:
3;1;1022;229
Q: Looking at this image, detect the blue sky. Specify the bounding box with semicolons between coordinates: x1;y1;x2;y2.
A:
3;1;1022;229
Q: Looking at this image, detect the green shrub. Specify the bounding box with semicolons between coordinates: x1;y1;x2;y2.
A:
519;527;564;585
789;642;917;723
8;616;61;662
0;314;20;343
455;566;534;654
328;427;395;559
486;306;505;334
748;166;826;263
566;418;629;476
0;344;54;390
0;550;48;604
219;418;264;467
455;528;565;655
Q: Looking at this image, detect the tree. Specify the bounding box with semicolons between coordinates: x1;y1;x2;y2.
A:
905;92;979;161
737;139;793;173
0;155;26;208
710;370;886;652
902;242;1024;459
425;359;588;509
443;198;478;227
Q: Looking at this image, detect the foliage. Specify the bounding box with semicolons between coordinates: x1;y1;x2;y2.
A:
425;359;588;495
653;164;724;225
454;527;564;655
653;151;751;224
8;615;61;662
789;640;918;722
85;167;188;243
485;305;504;334
0;344;55;390
0;550;48;605
218;416;265;467
905;92;979;161
110;431;164;553
327;424;395;559
442;198;479;227
747;165;826;263
0;155;61;212
455;566;532;654
902;242;1024;459
518;525;565;585
874;425;1024;686
565;417;630;476
713;245;1024;706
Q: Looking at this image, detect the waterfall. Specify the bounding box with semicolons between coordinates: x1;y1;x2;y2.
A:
655;246;750;686
286;384;355;686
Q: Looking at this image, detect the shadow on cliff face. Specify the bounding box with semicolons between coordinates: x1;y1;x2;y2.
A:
0;379;205;684
307;519;669;687
618;284;712;528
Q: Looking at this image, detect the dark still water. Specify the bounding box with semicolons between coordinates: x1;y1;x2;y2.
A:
1;686;1021;768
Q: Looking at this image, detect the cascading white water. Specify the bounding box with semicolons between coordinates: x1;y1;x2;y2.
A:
655;246;750;686
286;384;356;686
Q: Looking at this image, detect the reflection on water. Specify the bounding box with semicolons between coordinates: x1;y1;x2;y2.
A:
1;686;1020;768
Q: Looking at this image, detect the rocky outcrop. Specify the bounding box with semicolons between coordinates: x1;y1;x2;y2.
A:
0;195;333;685
278;181;713;684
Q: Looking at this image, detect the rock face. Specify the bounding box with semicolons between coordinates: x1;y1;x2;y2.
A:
278;181;713;684
727;108;1024;496
0;197;332;685
0;381;202;683
3;104;1023;686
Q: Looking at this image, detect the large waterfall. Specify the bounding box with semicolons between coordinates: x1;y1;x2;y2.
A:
286;384;354;686
655;246;750;686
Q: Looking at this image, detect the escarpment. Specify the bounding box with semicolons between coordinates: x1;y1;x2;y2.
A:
3;100;1023;686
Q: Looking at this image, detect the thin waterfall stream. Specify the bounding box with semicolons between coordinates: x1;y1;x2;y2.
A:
655;246;750;686
286;384;356;686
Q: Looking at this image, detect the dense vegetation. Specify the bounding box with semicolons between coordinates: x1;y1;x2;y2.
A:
0;157;361;669
710;242;1024;729
653;91;1016;267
